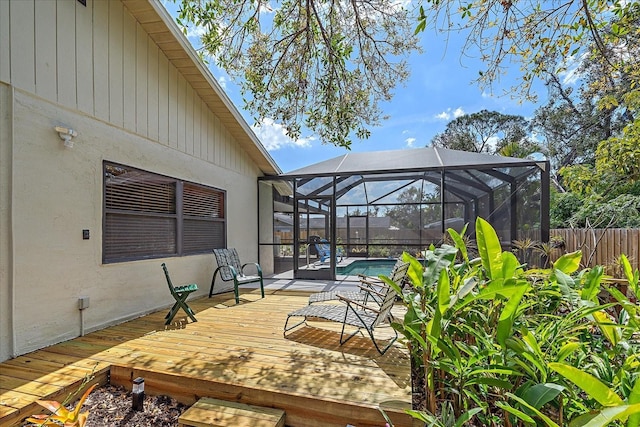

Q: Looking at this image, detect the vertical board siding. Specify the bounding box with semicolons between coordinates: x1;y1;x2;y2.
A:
76;0;94;115
176;74;186;152
185;84;194;155
10;0;36;93
93;0;109;121
135;23;148;136
56;0;77;108
6;0;257;174
35;1;57;101
551;229;640;273
109;0;125;127
0;0;10;82
147;39;159;141
157;53;169;144
122;10;137;132
168;65;178;147
193;97;202;158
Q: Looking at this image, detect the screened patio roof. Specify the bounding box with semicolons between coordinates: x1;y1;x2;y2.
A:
282;147;545;176
275;147;548;205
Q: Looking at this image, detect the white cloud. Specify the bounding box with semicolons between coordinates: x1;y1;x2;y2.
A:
559;52;587;86
405;137;416;147
486;136;499;150
217;75;228;89
252;118;314;150
435;107;465;121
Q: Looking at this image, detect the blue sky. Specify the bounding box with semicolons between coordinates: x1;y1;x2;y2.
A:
162;2;548;173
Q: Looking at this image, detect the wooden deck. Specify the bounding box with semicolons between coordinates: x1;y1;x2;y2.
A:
0;289;412;427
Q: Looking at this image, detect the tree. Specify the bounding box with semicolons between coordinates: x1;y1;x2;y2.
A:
174;0;420;148
173;0;640;150
384;186;440;230
531;43;636;176
431;110;537;155
417;0;640;102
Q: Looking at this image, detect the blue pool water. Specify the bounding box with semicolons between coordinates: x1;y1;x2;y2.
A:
337;259;398;277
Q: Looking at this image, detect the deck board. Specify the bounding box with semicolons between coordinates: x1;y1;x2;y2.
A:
0;290;412;427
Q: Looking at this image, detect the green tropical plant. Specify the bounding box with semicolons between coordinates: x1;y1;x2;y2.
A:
387;216;640;426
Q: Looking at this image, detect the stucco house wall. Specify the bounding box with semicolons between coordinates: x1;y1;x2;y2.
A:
0;0;279;361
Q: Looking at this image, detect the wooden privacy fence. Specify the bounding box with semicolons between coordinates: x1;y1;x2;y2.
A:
551;228;640;274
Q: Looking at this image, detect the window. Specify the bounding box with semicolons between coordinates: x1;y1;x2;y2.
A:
103;162;225;263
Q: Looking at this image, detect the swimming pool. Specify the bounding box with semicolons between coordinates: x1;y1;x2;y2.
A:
337;259;398;277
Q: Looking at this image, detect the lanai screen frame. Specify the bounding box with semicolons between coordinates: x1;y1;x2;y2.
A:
258;147;550;280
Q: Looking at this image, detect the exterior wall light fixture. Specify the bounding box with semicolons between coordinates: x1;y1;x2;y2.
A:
55;126;78;148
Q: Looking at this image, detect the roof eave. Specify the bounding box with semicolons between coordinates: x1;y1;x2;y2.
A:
122;0;281;175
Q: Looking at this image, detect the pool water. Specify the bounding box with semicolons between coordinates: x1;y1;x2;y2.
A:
337;259;398;277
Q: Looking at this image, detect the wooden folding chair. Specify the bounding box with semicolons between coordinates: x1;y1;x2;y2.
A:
161;263;198;325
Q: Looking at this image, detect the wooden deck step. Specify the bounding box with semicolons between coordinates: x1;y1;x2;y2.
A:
178;397;285;427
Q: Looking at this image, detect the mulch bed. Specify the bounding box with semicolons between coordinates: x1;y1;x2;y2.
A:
22;384;187;427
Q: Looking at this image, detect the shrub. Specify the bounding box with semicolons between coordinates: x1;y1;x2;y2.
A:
386;218;640;426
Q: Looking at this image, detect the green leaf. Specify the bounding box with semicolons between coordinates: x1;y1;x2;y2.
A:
553;251;582;274
405;409;438;423
437;269;450;315
627;376;640;426
506;392;560;427
476;217;502;280
455;407;484;427
557;342;581;362
581;265;604;302
465;377;514;389
448;224;469;262
452;277;477;305
592;310;620;347
423;245;458;287
495;401;536;424
620;254;639;293
519;383;564;409
578;404;640;427
497;283;529;348
621;254;633;281
402;252;425;288
500;251;521;280
548;362;624;406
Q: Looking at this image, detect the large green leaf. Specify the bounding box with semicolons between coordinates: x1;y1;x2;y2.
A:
627;376;640;426
557;342;581;362
581;265;604;302
497;282;529;348
506;392;560;427
495;401;536;424
423;244;458;287
548;363;624;406
575;403;640;427
519;383;565;410
437;269;450;316
500;251;521;280
402;252;425;288
619;254;639;292
454;407;484;427
592;310;620;347
553;251;582;274
448;225;469;263
475;217;502;280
